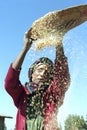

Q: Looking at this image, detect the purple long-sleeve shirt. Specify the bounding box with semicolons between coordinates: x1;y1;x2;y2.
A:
4;56;70;130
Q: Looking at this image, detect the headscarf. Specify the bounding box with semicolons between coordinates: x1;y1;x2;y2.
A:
28;57;54;82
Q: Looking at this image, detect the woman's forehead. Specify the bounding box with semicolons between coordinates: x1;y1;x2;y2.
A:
34;63;48;70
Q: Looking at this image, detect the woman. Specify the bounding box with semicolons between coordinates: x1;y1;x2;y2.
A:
4;29;70;130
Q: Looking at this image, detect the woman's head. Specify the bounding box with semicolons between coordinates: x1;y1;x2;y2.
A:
28;57;53;84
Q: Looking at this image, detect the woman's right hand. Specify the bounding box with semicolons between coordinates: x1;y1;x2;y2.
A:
23;28;33;51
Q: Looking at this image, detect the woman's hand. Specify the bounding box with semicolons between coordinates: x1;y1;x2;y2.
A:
23;28;33;51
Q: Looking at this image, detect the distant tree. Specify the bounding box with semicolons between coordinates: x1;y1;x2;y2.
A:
83;115;87;129
64;114;87;130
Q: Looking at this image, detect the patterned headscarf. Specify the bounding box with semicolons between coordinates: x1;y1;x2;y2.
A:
28;57;54;82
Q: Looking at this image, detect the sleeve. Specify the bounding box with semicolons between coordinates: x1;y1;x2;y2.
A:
4;64;25;107
50;56;70;107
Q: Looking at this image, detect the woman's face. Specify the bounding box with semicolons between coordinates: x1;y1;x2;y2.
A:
32;63;51;84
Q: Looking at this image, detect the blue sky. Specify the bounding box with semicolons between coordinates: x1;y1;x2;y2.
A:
0;0;87;129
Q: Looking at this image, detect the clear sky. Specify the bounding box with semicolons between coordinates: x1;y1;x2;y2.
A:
0;0;87;130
